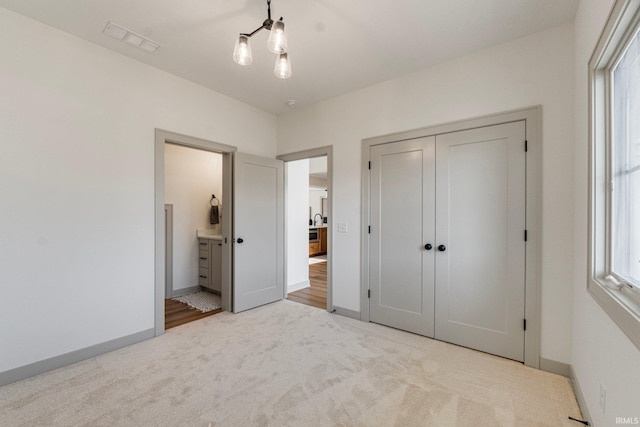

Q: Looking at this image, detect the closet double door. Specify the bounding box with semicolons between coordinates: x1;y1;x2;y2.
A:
369;121;526;362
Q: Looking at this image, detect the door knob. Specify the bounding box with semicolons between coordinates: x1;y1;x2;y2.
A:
237;238;244;244
438;244;446;252
424;243;433;250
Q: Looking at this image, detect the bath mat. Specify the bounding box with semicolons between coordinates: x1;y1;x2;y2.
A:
172;291;221;313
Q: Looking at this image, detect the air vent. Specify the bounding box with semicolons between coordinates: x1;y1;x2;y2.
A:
103;21;162;54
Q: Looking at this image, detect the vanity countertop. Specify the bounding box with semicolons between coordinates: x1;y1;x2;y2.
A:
197;229;222;240
309;225;327;229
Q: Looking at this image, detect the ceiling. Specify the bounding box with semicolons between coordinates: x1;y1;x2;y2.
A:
309;156;327;184
0;0;579;114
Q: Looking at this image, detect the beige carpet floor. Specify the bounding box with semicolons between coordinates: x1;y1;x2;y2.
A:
0;300;582;426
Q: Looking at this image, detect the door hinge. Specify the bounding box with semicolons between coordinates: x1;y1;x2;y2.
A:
524;230;528;242
523;319;527;331
368;225;371;234
525;140;528;152
368;161;371;170
368;289;371;298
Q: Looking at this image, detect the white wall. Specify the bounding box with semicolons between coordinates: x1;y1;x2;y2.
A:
309;157;327;175
286;160;309;291
165;145;222;292
277;24;575;364
0;8;276;374
572;0;640;424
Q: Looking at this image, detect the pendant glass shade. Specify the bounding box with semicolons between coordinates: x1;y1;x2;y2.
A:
267;20;287;54
274;52;291;79
233;35;252;66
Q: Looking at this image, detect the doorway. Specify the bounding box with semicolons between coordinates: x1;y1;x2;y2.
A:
155;130;286;336
163;144;224;329
154;129;235;336
154;129;236;336
361;107;542;368
279;147;333;312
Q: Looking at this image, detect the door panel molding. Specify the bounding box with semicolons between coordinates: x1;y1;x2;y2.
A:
361;106;541;368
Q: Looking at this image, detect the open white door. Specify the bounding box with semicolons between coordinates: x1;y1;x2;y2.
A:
233;152;284;313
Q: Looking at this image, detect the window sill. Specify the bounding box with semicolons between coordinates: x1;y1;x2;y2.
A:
588;277;640;352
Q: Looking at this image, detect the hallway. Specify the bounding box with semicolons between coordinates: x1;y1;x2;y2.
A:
287;261;327;309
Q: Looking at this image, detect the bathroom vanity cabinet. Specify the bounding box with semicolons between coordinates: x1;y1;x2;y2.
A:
198;237;222;292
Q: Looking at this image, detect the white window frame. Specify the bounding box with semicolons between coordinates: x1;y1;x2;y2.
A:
589;0;640;352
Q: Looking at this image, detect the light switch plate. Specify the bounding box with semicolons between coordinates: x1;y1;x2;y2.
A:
338;222;348;233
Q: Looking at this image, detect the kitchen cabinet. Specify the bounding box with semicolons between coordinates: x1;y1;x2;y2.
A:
309;241;321;256
319;227;327;254
197;237;222;292
309;227;327;256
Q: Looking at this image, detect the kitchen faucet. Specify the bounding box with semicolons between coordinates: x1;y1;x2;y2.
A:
313;213;323;226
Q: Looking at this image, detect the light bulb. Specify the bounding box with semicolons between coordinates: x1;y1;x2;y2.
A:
267;20;287;54
233;35;252;66
274;53;291;79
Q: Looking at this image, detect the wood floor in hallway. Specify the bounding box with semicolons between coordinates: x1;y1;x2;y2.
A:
287;260;327;309
165;298;222;330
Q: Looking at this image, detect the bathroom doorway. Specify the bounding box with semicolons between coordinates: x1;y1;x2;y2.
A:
155;129;236;336
279;147;333;311
163;143;224;329
155;129;286;336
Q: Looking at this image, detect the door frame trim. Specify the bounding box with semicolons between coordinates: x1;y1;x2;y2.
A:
154;129;236;337
278;146;334;312
360;106;542;369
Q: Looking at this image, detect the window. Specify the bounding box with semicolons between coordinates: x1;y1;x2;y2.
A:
589;0;640;351
612;29;640;289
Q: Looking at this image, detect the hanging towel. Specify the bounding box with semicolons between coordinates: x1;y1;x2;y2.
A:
210;205;219;225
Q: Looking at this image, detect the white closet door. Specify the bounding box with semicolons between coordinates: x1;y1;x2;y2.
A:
233;153;284;313
434;121;526;361
369;137;436;337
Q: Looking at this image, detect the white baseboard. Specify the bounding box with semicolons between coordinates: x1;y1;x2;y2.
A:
288;280;310;293
570;365;594;426
331;306;360;320
539;357;571;378
0;328;155;387
171;285;202;298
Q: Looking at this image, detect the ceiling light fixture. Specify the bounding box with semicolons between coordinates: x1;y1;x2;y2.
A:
233;0;291;79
